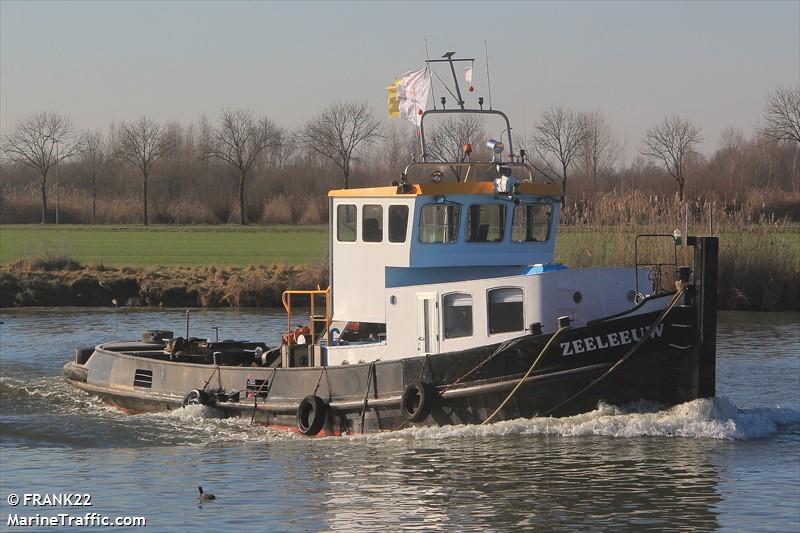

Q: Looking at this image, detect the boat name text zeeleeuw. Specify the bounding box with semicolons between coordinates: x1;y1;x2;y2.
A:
560;324;665;357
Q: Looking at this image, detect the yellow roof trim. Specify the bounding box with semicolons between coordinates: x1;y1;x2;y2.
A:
328;182;561;198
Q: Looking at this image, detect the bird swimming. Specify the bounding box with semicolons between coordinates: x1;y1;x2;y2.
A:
197;486;215;500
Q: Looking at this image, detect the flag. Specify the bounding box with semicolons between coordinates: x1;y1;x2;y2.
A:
465;65;473;83
387;78;400;117
388;68;431;126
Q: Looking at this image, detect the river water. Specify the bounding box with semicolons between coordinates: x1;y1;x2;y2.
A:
0;309;798;532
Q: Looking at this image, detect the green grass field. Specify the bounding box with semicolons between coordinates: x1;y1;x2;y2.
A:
0;225;329;267
1;224;797;268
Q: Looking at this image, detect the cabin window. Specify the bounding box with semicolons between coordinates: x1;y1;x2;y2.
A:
442;293;473;339
362;205;383;242
337;204;357;242
511;203;552;242
420;204;461;243
388;205;409;243
488;288;524;334
466;204;506;242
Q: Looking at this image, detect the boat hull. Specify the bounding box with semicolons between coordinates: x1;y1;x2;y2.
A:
64;298;710;435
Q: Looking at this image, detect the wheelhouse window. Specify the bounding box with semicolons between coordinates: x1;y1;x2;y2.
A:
420;204;461;243
466;204;506;242
362;205;383;242
511;203;552;243
388;205;409;243
337;204;357;242
442;293;473;339
488;288;524;334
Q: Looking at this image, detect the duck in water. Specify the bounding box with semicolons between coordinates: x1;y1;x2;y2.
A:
197;487;215;501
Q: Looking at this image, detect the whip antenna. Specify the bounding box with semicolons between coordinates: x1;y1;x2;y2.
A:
425;39;436;109
484;40;493;110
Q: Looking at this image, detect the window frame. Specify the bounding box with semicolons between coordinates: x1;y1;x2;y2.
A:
362;204;384;243
486;286;525;336
388;204;410;244
465;203;507;243
336;204;358;243
511;202;553;243
441;291;474;340
418;203;462;244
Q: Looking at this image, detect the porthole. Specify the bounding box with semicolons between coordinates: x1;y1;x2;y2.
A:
573;291;583;304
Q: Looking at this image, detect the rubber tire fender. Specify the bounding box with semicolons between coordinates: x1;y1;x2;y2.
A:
296;395;327;436
182;389;212;407
400;381;435;422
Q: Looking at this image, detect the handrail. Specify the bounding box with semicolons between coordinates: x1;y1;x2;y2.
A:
281;287;331;346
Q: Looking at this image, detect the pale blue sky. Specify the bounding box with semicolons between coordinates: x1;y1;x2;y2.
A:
1;0;798;156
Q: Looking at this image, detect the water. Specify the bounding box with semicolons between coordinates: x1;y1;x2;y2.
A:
1;309;798;532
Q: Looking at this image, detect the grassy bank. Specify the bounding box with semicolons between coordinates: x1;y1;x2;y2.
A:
0;225;328;267
1;224;797;310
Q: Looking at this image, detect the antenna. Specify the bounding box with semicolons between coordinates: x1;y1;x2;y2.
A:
484;40;493;110
424;39;436;110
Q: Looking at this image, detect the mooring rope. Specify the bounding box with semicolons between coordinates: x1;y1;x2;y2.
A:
441;335;527;394
359;361;377;433
250;367;277;425
541;287;686;417
481;325;569;425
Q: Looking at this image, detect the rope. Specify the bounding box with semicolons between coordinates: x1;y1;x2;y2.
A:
542;287;686;417
441;335;526;394
481;326;569;425
250;367;277;425
359;362;376;434
201;365;220;392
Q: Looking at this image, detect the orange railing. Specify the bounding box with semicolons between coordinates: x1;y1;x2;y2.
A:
281;287;330;346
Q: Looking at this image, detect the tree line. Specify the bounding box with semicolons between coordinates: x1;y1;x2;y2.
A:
1;86;798;225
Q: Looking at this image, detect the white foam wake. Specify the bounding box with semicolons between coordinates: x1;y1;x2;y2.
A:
388;397;800;442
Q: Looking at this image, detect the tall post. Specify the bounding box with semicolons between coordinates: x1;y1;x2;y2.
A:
694;236;718;398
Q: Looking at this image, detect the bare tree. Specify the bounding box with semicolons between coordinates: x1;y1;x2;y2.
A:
116;116;173;225
533;105;587;201
205;109;279;224
301;101;382;189
719;126;745;192
79;129;109;223
758;87;800;190
425;114;486;181
757;86;800;144
641;115;702;201
1;112;80;223
580;111;622;187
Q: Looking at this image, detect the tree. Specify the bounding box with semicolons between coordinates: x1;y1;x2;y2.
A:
533;105;586;202
425;114;486;181
79;129;109;223
757;86;800;144
580;111;622;187
205;109;279;224
301;101;382;189
641;115;702;201
1;112;80;223
719;126;744;192
758;87;800;190
116;116;173;225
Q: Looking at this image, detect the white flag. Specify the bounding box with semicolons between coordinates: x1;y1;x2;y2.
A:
397;68;431;126
465;65;473;83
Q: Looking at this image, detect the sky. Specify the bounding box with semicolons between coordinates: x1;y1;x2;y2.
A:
1;0;798;159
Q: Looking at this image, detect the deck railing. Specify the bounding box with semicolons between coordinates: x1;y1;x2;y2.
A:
281;287;331;346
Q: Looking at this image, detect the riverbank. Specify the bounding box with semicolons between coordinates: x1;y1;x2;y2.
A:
0;262;328;308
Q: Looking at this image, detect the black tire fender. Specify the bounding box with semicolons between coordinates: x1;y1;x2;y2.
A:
296;395;327;436
183;389;212;407
400;381;435;422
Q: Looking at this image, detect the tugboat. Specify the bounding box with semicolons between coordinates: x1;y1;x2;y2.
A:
63;53;719;435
